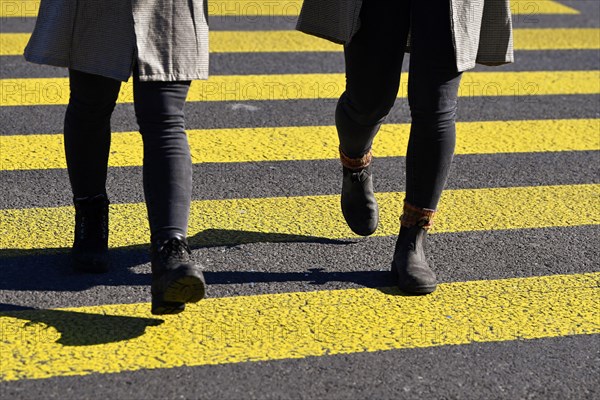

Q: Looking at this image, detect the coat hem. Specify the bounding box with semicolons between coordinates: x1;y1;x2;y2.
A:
136;72;209;82
295;26;346;45
24;53;209;82
24;53;131;82
23;53;68;70
296;0;514;73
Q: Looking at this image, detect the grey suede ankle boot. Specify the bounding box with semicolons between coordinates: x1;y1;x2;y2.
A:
340;148;379;236
72;194;110;273
391;202;437;294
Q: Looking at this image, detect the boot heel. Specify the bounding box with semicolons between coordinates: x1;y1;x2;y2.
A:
163;272;206;304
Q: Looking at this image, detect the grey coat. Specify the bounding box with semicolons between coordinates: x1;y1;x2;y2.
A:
24;0;209;82
296;0;514;72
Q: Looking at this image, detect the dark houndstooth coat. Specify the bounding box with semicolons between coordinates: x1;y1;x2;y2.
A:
296;0;514;71
24;0;209;82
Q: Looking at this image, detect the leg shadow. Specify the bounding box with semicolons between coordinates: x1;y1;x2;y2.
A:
204;267;394;288
0;229;354;293
188;228;354;248
0;304;163;346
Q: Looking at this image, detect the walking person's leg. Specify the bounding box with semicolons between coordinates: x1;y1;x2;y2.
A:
64;69;122;272
391;0;463;294
132;74;206;315
336;0;410;236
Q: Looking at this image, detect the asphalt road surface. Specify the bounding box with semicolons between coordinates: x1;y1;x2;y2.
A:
1;1;599;399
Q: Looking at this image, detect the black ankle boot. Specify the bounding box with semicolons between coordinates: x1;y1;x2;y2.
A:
391;224;437;294
391;202;437;294
72;194;110;273
150;237;206;315
340;149;379;236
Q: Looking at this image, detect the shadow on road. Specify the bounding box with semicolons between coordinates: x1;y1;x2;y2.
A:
188;228;352;248
0;229;408;341
0;304;163;346
0;228;398;295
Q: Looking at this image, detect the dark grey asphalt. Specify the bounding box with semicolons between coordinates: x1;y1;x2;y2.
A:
1;1;599;399
2;50;600;78
1;224;598;309
2;151;599;209
2;335;599;400
2;94;600;136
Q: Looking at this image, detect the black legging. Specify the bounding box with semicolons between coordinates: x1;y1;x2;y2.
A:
336;0;463;210
64;69;192;243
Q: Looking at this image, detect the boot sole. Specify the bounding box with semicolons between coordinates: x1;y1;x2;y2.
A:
152;268;206;315
164;274;206;304
151;300;186;316
391;261;437;295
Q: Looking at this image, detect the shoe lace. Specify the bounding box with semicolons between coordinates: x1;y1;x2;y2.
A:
75;195;109;241
77;210;108;241
157;238;191;262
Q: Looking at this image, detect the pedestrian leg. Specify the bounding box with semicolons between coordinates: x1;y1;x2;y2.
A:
133;75;206;315
391;0;463;294
64;69;121;273
336;0;411;236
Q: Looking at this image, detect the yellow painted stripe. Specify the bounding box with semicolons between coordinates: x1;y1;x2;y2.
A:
0;33;25;55
1;184;598;251
514;28;600;50
1;71;598;106
0;0;305;18
207;0;305;16
0;0;579;18
0;0;38;17
214;28;600;52
511;0;579;15
1;272;598;381
2;119;599;171
5;29;600;55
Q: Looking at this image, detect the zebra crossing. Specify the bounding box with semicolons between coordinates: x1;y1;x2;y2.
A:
2;273;598;381
2;28;599;54
2;71;600;105
2;119;598;169
0;0;599;398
